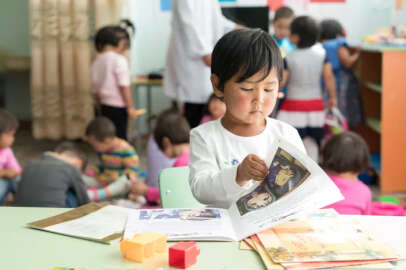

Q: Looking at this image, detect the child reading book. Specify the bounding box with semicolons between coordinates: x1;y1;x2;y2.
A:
188;28;306;208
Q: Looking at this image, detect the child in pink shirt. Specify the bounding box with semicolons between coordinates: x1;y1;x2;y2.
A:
200;94;226;124
91;20;138;140
322;131;372;215
129;109;190;205
0;109;22;205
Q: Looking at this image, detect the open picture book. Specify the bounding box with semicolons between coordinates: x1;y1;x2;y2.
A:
123;138;344;241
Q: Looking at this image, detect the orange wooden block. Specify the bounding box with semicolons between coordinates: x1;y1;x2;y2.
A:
120;232;167;262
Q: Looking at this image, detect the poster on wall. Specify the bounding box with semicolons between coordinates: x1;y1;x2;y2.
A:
267;0;285;11
310;0;345;2
160;0;171;11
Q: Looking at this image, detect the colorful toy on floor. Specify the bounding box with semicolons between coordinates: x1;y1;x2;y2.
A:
120;232;167;262
169;241;200;268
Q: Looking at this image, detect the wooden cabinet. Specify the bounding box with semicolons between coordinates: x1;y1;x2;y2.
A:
357;46;406;193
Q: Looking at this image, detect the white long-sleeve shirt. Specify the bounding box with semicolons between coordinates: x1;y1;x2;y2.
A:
163;0;235;103
189;118;306;209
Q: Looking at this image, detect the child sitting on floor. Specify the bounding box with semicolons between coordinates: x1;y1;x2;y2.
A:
322;131;372;215
14;142;89;208
0;109;21;205
85;116;140;201
129;109;190;205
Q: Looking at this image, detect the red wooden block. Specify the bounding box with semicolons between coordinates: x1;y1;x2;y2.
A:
169;241;200;268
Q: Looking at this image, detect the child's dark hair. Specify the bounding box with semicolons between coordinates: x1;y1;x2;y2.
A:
321;131;370;174
274;6;294;22
320;19;344;41
211;28;283;91
153;109;190;152
85;117;116;142
94;19;135;52
0;109;18;134
54;141;88;171
290;16;319;48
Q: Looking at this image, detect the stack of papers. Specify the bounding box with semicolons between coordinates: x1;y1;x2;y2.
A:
241;209;399;270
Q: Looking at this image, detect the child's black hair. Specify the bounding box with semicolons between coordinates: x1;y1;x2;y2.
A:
54;141;88;171
320;19;344;41
0;109;18;135
290;16;319;49
153;109;190;152
94;19;135;52
321;131;370;174
211;28;283;91
273;6;294;22
85;117;116;142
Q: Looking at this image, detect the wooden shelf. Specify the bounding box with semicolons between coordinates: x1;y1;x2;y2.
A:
366;117;381;133
363;81;382;93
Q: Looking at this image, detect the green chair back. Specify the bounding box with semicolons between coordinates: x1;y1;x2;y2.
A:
159;166;205;208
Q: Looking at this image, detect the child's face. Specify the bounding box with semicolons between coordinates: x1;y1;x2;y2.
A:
209;98;226;120
0;130;16;149
273;18;293;40
212;68;279;130
115;40;129;55
86;136;113;153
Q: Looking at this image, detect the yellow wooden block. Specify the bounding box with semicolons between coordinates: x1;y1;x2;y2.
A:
120;232;167;262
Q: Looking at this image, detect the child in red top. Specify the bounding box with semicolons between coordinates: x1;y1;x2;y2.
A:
129;109;190;205
322;131;372;215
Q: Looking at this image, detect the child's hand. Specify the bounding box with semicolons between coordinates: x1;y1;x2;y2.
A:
130;179;148;196
236;154;269;186
328;97;337;109
0;169;19;179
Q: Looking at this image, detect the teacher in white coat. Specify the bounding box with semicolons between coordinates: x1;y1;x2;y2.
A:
163;0;239;128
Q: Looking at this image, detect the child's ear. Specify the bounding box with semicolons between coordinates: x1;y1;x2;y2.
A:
210;74;224;99
162;137;172;151
289;34;299;45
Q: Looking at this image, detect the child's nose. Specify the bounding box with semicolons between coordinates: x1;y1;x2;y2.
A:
254;89;265;103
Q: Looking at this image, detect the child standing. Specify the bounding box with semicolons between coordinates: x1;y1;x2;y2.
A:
14;142;90;208
270;6;296;115
0;109;21;205
271;6;296;56
322;132;371;215
277;16;337;151
320;19;363;127
91;20;137;140
200;94;226;124
85;117;139;201
189;29;306;208
129;109;191;205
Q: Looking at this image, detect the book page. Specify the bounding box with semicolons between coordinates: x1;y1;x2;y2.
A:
43;205;131;242
123;208;237;241
227;137;344;240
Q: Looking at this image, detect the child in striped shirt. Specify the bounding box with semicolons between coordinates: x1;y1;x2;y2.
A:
85;116;140;201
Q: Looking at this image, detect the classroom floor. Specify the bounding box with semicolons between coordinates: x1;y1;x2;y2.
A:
11;128;406;209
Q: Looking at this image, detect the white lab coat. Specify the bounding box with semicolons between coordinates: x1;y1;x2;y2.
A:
163;0;235;104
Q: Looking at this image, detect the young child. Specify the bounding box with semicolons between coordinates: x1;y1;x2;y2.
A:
200;93;226;124
91;20;137;140
129;109;191;205
320;19;363;127
277;16;337;157
272;6;296;56
0;109;21;205
85;116;139;201
322;132;372;215
271;6;296;116
14;142;90;208
189;28;306;208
